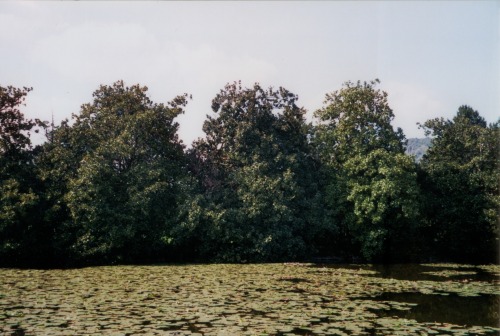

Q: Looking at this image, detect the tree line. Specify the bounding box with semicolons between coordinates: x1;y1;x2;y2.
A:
1;80;498;267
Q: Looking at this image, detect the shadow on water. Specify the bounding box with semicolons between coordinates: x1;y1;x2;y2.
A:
310;263;499;329
369;264;499;282
311;264;499;282
370;292;500;328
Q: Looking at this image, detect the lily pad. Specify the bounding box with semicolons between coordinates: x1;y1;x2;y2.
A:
1;263;498;335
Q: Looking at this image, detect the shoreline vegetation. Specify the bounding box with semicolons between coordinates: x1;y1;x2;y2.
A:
1;80;498;268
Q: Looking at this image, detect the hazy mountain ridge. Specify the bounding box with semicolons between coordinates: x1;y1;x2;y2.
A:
406;138;432;162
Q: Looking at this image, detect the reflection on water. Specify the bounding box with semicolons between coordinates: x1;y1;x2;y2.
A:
371;292;500;328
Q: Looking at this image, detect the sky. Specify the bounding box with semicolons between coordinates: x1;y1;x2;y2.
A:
1;1;498;145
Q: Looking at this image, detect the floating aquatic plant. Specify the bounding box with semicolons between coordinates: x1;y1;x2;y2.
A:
0;264;498;335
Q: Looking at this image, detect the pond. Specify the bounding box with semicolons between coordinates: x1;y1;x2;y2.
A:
1;263;498;335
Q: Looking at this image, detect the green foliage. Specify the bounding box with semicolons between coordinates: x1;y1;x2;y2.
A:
0;179;38;256
344;149;420;260
314;79;405;168
191;82;324;262
314;80;419;261
0;86;48;265
0;86;43;156
40;81;191;263
0;80;496;266
419;106;499;262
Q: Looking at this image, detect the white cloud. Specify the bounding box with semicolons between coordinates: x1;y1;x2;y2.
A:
32;20;276;85
3;1;497;145
32;22;165;83
171;43;277;88
168;43;277;145
30;20;277;145
383;81;446;138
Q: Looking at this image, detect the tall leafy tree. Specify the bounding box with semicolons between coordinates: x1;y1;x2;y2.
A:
191;82;324;262
314;79;405;168
314;80;420;260
41;81;190;263
0;86;48;265
419;106;499;262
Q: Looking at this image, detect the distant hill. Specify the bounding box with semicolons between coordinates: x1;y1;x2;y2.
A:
406;138;432;162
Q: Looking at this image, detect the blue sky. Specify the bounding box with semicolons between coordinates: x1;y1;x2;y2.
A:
1;1;498;145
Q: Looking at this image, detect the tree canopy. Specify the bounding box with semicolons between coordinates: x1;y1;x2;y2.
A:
314;80;420;261
40;81;191;264
419;105;499;262
190;82;324;262
0;86;48;265
0;81;497;266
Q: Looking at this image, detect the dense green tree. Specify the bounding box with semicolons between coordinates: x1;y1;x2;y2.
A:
2;79;497;266
37;119;82;262
419;106;499;262
190;82;324;262
40;81;191;263
314;80;420;260
343;150;420;260
0;86;48;265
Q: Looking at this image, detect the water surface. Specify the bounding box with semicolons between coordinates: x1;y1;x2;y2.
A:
1;263;498;335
